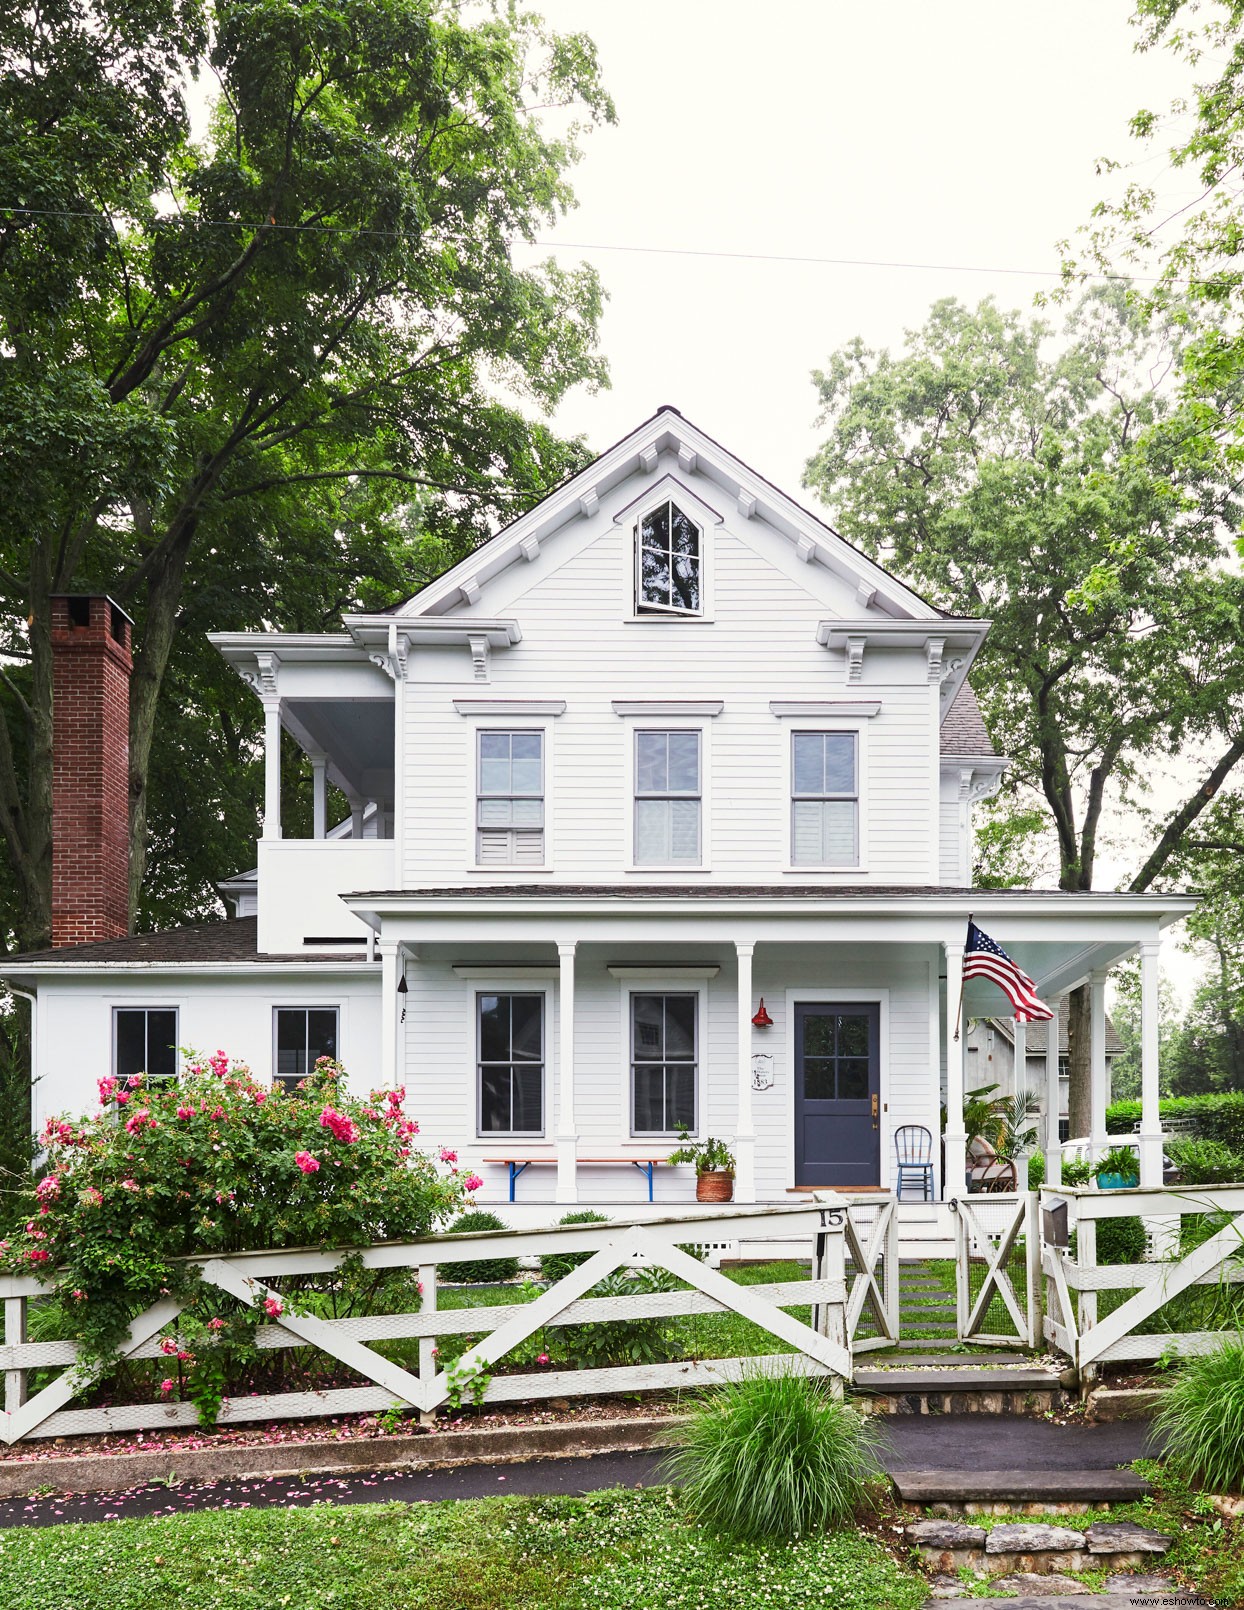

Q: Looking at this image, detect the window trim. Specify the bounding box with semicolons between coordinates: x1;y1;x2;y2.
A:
112;1006;180;1084
271;1004;342;1089
621;982;707;1139
467;721;554;872
780;721;868;874
630;726;706;869
475;987;547;1138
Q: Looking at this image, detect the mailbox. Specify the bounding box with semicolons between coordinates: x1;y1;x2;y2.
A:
1042;1196;1069;1249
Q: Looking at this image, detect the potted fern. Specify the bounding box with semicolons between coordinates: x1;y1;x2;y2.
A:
1095;1143;1140;1190
668;1132;736;1202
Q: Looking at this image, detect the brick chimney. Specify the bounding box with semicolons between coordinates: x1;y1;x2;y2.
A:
51;596;133;947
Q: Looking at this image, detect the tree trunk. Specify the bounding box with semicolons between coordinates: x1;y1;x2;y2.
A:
1066;983;1092;1140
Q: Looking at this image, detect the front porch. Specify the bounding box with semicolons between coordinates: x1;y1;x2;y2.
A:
347;886;1194;1210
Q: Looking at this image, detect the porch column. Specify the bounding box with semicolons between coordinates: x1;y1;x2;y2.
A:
556;941;578;1203
1011;1016;1028;1191
1090;968;1109;1157
1138;940;1163;1187
1045;997;1062;1187
311;754;328;839
347;792;365;839
379;939;399;1090
943;936;968;1198
734;942;757;1204
262;697;282;839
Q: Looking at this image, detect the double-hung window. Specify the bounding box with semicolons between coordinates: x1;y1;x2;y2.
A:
791;731;858;866
477;731;544;865
631;993;697;1134
634;730;701;864
113;1007;178;1084
477;993;544;1134
635;500;702;615
274;1007;339;1089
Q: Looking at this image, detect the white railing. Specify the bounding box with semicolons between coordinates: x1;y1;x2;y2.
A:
1039;1183;1244;1374
835;1196;901;1351
0;1205;850;1444
952;1192;1040;1349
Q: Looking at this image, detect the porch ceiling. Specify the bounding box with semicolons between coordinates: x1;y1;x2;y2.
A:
283;698;394;801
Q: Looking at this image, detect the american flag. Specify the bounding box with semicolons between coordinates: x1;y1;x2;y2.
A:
963;921;1053;1022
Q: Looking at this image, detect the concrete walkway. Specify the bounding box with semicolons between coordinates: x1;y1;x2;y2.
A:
0;1415;1158;1529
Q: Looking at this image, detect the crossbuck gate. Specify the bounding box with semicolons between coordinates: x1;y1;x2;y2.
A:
952;1193;1040;1349
0;1205;851;1444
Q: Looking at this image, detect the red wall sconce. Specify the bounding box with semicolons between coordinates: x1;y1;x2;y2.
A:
752;998;773;1028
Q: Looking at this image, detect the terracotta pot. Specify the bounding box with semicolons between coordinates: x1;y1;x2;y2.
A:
696;1170;734;1203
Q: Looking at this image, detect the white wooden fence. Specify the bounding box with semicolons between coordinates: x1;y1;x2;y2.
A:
0;1204;851;1445
953;1192;1040;1349
1040;1182;1244;1376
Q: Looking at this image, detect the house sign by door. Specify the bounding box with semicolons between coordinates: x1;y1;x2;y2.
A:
751;1052;774;1091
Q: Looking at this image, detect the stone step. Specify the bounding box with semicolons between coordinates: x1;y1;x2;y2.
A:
857;1366;1061;1392
922;1594;1181;1608
859;1351;1040;1368
896;1469;1152;1505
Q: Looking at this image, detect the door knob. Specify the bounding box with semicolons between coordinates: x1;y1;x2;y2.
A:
871;1093;879;1128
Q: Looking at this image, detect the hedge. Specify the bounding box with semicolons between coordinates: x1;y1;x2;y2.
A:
1106;1092;1244;1150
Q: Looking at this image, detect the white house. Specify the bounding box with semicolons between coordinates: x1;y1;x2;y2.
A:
3;407;1191;1215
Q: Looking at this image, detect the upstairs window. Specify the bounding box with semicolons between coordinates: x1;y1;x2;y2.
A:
636;500;702;615
274;1006;339;1089
113;1007;178;1084
791;732;858;866
477;731;544;865
635;730;701;864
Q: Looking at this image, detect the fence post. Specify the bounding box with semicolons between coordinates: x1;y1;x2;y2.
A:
4;1295;26;1414
952;1199;969;1338
1076;1208;1098;1392
884;1198;901;1342
1024;1190;1040;1350
418;1263;437;1427
812;1208;848;1395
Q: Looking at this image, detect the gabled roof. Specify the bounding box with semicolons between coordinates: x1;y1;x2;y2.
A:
394;405;965;628
982;1014;1124;1057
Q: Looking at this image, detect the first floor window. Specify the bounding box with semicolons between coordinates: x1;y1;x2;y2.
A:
631;992;697;1133
791;731;858;865
634;729;701;863
477;730;544;865
113;1007;178;1083
478;992;544;1133
274;1007;339;1088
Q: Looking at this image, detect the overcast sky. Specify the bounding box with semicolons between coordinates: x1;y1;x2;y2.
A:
517;0;1190;493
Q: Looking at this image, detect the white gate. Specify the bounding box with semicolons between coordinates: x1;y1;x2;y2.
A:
952;1192;1039;1349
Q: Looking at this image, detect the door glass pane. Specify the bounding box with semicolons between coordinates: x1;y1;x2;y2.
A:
801;1013;835;1058
480;1066;511;1131
803;1058;835;1100
635;732;667;793
837;1059;869;1100
793;734;825;795
510;996;543;1061
478;995;508;1062
115;1010;147;1080
667;732;699;791
667;1064;696;1129
836;1015;869;1057
145;1010;178;1079
635;798;669;862
275;1009;307;1080
307;1009;338;1065
663;996;696;1060
823;733;855;793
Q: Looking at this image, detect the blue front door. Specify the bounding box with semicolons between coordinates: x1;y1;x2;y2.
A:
794;1003;880;1188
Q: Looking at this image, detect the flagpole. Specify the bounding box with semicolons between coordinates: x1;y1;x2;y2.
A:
952;914;971;1042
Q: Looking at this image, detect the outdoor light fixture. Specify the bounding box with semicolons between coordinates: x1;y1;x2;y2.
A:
397;969;408;1023
752;998;773;1028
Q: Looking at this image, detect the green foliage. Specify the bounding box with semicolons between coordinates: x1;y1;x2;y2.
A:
1026;1150;1046;1190
554;1266;680;1369
1097;1216;1148;1266
666;1132;736;1175
0;1053;470;1412
1167;1138;1244;1185
446;1210;520;1285
0;0;614;947
539;1209;610;1284
1061;1157;1096;1185
1154;1335;1244;1493
0;1000;35;1233
1108;1093;1244;1151
662;1367;885;1540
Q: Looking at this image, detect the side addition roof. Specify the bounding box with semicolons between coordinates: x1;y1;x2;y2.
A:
1;918;371;968
941;684;997;759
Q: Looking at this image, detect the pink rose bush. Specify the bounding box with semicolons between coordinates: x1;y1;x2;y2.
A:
1;1054;475;1423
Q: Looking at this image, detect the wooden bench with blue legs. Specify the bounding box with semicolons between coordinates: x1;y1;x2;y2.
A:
498;1157;667;1202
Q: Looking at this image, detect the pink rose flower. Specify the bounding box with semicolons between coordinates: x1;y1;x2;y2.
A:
439;1148;458;1165
159;1378;174;1395
97;1076;118;1103
176;1106;194;1120
263;1296;283;1319
81;1187;103;1208
27;1249;48;1263
294;1151;320;1174
318;1107;359;1144
207;1318;226;1331
35;1175;60;1202
120;1178;139;1192
463;1174;484;1192
115;1092;130;1107
537;1352;550;1366
160;1338;178;1356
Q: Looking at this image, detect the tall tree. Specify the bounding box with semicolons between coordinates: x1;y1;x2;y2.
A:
804;290;1244;1137
0;0;613;949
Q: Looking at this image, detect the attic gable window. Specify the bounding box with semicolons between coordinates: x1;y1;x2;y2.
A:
636;500;702;615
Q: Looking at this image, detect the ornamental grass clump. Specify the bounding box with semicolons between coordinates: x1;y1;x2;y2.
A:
662;1366;885;1539
0;1052;479;1421
1154;1334;1244;1493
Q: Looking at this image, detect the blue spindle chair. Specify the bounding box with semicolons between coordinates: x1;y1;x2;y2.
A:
894;1124;935;1201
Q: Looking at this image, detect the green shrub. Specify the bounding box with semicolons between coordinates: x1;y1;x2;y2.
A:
1025;1151;1045;1190
447;1210;520;1283
1097;1215;1148;1265
1061;1157;1095;1185
553;1266;680;1368
1167;1138;1244;1185
1107;1092;1244;1151
539;1209;610;1284
662;1365;885;1538
1154;1335;1244;1492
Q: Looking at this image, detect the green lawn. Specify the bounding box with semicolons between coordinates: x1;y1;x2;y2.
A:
0;1489;928;1610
